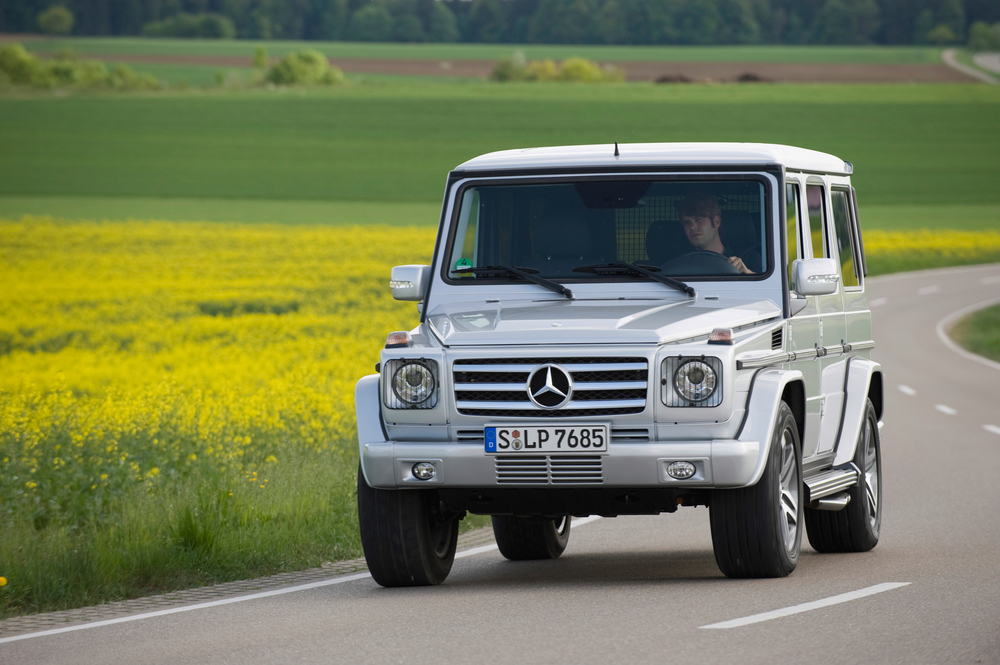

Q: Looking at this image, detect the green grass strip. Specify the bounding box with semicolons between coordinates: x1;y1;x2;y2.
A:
952;304;1000;364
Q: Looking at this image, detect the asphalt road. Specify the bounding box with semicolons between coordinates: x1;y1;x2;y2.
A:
3;264;1000;665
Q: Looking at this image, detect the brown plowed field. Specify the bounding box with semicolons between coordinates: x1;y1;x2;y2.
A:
11;43;975;83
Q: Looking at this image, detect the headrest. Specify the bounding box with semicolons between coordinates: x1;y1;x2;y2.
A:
533;214;593;258
721;210;758;252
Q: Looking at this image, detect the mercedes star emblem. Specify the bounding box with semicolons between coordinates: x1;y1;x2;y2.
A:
526;364;573;409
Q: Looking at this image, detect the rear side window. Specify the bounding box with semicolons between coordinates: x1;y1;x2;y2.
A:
786;183;800;290
806;184;827;259
831;189;860;288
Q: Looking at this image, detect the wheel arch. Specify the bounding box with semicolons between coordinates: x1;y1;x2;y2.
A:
780;379;806;446
833;358;883;467
731;369;804;488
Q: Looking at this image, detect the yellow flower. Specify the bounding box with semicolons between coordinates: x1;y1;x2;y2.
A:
265;455;278;464
0;577;7;587
25;481;37;489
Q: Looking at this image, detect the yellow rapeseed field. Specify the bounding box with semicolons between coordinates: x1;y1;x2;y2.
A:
1;216;998;617
0;217;433;529
2;219;999;530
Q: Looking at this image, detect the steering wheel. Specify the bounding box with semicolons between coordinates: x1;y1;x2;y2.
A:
660;250;740;276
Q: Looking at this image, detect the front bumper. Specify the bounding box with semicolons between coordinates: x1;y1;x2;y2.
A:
361;438;761;490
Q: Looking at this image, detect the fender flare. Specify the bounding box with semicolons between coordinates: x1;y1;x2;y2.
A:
732;368;804;487
833;358;882;466
355;374;388;486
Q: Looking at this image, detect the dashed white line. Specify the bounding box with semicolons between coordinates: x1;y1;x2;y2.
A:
870;297;888;307
700;582;912;629
984;425;1000;436
935;404;958;416
898;385;917;396
918;285;941;295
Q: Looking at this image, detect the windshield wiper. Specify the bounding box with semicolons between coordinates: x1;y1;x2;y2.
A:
572;262;695;297
458;264;573;299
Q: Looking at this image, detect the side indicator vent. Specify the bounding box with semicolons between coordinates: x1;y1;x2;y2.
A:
771;328;783;350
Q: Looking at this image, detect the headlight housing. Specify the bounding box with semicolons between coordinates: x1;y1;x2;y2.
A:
383;359;439;409
662;356;723;407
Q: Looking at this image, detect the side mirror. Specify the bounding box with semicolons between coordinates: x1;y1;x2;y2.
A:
794;258;840;296
389;265;431;302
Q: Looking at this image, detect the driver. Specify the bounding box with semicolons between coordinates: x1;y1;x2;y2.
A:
677;194;758;274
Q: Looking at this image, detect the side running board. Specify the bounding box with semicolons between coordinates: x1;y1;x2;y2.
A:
804;463;859;511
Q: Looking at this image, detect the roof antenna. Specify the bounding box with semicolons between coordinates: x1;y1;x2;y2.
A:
614;141;620;157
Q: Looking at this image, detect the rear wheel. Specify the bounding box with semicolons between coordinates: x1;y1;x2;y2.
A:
805;399;882;553
357;466;460;587
710;401;802;578
492;515;571;560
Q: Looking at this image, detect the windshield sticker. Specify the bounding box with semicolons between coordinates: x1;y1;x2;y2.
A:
455;258;472;272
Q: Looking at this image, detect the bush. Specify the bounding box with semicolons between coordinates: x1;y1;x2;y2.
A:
0;43;160;90
491;55;623;83
968;21;1000;52
37;6;74;35
266;49;345;86
141;13;235;39
927;24;958;45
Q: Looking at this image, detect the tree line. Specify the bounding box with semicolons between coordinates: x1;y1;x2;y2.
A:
2;0;998;46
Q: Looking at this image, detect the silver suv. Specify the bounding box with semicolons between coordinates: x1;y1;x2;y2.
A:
355;143;883;586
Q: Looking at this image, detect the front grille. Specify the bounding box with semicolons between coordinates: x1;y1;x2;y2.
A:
495;455;603;484
454;357;648;418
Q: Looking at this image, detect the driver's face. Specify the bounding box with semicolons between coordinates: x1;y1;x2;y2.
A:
680;214;721;251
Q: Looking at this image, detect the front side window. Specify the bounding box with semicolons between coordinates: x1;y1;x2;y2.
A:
806;184;827;259
786;183;801;291
445;179;768;282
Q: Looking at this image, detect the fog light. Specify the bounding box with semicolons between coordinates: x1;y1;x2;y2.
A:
412;462;436;480
667;461;696;480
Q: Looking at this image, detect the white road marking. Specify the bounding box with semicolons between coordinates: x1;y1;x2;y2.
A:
918;285;940;295
0;517;604;644
935;297;1000;373
935;404;958;416
870;297;888;307
700;582;911;629
982;276;1000;285
984;425;1000;436
898;385;917;396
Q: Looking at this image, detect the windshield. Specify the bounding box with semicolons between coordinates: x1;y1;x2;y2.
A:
445;178;768;283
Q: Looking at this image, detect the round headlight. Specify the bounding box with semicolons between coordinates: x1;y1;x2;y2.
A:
674;360;717;402
392;362;436;405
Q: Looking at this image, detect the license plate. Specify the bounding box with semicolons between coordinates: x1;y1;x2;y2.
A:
485;425;609;455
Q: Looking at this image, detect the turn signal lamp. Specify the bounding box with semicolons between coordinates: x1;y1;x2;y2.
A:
385;331;412;349
708;328;733;345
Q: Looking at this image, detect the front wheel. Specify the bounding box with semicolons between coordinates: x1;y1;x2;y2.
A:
710;401;802;578
357;466;460;587
492;515;571;560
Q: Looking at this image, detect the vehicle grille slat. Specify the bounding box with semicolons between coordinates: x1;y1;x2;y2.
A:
455;357;648;418
493;455;603;485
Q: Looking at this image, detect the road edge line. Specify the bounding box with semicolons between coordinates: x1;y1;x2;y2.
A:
935;296;1000;373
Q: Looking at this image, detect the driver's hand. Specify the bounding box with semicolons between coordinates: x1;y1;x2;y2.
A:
729;256;754;274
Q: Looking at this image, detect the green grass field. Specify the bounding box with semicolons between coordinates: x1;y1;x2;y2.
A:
2;83;999;210
19;37;946;64
953;304;1000;363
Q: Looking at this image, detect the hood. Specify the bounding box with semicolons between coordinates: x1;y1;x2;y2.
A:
425;297;781;346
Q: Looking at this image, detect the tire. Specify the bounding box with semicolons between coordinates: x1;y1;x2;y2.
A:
492;515;571;561
356;465;459;587
710;401;802;578
805;399;882;553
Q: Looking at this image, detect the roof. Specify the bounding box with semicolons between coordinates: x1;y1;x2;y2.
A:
453;142;851;175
